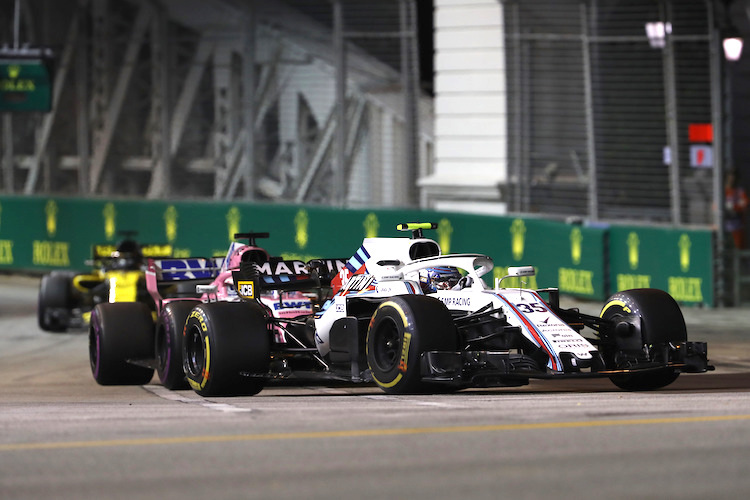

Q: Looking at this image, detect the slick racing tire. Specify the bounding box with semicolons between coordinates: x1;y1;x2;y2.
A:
600;289;685;391
183;302;270;397
38;272;74;332
89;302;155;385
155;300;199;390
366;295;457;394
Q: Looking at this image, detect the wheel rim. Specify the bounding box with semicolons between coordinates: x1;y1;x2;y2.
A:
185;323;205;377
371;317;401;372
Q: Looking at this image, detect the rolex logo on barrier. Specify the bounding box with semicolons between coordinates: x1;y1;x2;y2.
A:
0;203;10;265
103;203;116;240
679;234;691;272
45;200;58;238
35;200;69;267
510;219;526;261
627;232;640;270
364;212;379;238
570;227;583;265
295;209;309;249
437;218;453;254
226;207;241;242
164;205;178;243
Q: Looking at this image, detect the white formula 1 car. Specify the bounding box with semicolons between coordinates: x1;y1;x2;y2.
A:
183;223;712;396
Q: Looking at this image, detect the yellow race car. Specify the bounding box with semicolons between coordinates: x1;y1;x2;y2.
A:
37;232;171;332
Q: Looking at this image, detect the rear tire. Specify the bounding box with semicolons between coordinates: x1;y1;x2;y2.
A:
155;301;199;390
89;303;155;385
183;302;270;397
38;273;74;332
600;289;684;391
366;295;457;394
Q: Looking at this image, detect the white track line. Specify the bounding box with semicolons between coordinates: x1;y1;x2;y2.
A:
142;385;253;413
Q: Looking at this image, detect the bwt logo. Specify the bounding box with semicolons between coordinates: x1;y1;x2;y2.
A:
237;281;255;299
272;301;312;311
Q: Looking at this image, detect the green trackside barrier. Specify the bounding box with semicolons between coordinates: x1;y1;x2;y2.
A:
445;216;607;299
0;195;712;305
608;225;714;307
0;196;608;301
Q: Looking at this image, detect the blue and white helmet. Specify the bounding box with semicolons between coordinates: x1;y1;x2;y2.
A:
419;266;462;293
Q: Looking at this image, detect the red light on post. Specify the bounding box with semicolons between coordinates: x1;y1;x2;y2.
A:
688;123;713;143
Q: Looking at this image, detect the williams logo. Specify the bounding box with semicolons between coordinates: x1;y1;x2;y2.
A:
45;200;58;237
364;212;379;238
679;234;691;272
570;227;583;265
227;207;241;242
345;274;375;292
103;203;116;240
437;218;453;254
627;232;640;270
510;219;526;261
164;206;178;243
295;209;309;249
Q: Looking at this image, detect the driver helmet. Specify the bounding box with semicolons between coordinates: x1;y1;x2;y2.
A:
111;238;143;269
419;266;462;293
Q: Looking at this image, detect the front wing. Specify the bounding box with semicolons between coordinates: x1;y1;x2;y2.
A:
420;341;712;388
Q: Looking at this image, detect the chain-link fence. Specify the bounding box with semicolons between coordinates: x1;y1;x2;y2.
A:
504;0;722;227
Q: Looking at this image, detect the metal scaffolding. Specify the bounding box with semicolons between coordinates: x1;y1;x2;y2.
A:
0;0;429;207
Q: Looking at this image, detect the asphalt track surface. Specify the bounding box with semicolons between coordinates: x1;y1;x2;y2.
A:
1;275;749;500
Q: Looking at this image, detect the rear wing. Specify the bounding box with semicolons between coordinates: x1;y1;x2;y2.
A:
92;243;173;260
232;258;347;300
90;243;173;262
147;257;224;282
141;244;174;258
146;257;223;306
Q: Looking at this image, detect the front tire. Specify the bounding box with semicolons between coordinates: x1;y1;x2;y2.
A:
600;289;684;391
155;300;199;390
608;368;680;391
89;303;155;385
183;302;270;397
366;295;457;394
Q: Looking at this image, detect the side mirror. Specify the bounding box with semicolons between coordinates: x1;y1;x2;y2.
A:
196;284;218;294
196;283;218;302
495;266;535;288
507;266;535;277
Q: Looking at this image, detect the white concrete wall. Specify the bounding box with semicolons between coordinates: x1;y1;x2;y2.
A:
420;0;508;213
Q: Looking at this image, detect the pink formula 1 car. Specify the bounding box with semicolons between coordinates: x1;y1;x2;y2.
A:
88;232;341;389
